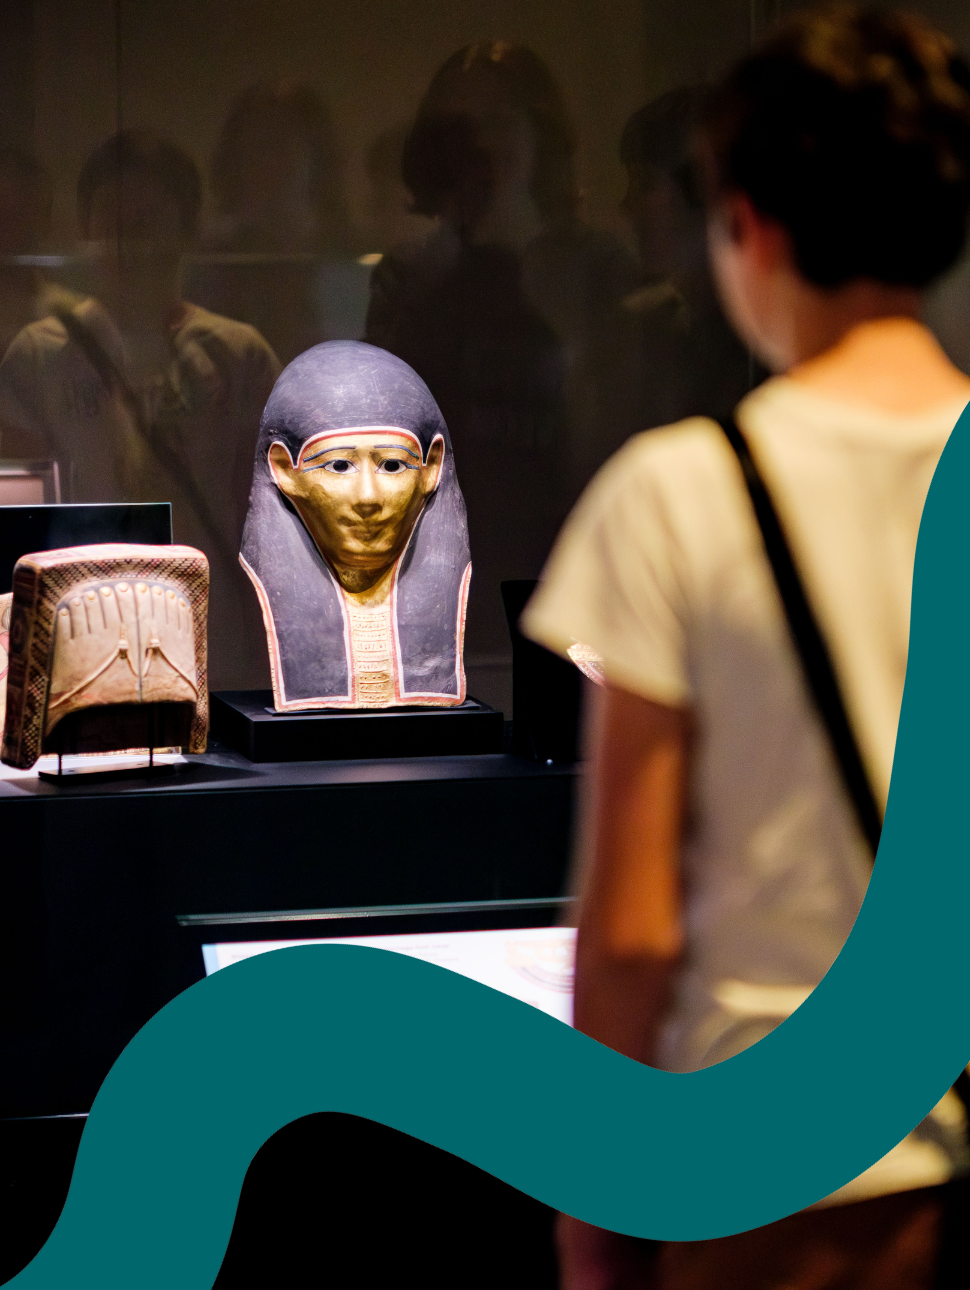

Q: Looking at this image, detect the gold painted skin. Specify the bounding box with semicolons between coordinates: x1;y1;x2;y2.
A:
268;430;443;608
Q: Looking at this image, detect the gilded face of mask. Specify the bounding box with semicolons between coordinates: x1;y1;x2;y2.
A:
268;429;444;593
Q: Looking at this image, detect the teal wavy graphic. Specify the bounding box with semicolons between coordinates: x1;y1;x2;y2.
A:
7;403;970;1286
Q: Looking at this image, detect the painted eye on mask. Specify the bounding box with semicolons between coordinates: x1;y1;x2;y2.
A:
318;459;358;475
376;459;417;474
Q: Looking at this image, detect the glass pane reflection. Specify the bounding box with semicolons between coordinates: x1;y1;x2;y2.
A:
0;0;965;709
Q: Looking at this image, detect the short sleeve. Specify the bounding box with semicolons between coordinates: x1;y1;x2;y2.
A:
521;429;694;707
0;324;58;458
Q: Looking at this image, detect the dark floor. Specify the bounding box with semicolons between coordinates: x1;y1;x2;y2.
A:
0;1112;559;1287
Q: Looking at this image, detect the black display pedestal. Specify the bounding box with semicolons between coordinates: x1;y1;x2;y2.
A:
210;690;504;762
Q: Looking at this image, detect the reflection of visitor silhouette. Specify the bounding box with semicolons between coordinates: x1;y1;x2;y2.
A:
189;80;357;367
366;43;641;662
619;88;756;429
0;149;79;358
364;125;435;254
0;130;280;689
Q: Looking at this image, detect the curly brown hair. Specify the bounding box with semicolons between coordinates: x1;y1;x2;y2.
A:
703;5;970;287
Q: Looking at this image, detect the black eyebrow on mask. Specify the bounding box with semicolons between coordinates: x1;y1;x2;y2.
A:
302;442;422;465
303;445;358;463
373;444;420;458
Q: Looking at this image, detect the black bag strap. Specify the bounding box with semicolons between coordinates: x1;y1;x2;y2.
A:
720;417;970;1281
718;416;883;858
54;305;237;572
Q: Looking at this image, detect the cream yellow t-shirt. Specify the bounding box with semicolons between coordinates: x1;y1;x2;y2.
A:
523;375;970;1203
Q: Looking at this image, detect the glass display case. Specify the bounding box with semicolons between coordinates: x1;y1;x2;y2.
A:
2;2;970;1284
1;0;962;713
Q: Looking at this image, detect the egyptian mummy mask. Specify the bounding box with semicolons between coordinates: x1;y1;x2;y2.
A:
240;340;471;711
1;544;209;768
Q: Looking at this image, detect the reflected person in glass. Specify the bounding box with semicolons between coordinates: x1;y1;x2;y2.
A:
208;80;353;257
364;124;436;255
0;130;281;689
619;88;758;429
190;80;357;367
0;148;80;358
366;41;641;665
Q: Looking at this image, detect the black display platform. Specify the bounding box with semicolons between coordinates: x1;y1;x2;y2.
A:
211;690;504;762
0;745;575;1115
